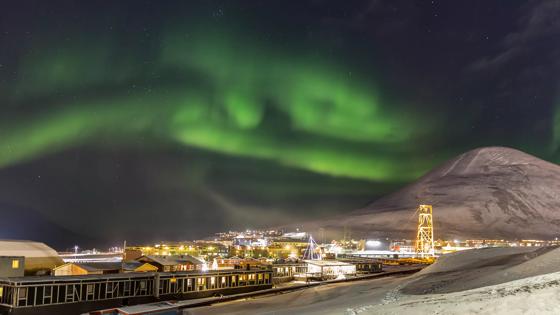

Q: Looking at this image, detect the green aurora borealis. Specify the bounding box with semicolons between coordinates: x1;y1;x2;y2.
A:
1;1;560;246
2;24;436;181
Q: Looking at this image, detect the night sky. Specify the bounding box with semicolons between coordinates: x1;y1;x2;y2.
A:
1;1;559;249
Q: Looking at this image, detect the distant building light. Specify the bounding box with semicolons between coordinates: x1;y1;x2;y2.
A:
366;240;382;247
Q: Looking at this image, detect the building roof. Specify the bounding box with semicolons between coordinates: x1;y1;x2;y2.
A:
0;240;63;271
121;261;142;270
0;240;60;259
177;255;205;265
137;255;179;266
121;261;158;272
53;262;122;272
137;255;205;266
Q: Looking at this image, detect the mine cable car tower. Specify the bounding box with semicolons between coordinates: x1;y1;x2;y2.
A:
415;204;435;258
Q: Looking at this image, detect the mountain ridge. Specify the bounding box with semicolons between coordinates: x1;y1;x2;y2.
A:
293;146;560;240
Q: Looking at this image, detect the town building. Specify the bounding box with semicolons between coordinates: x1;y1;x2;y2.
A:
121;262;158;273
302;260;356;280
214;257;267;270
334;258;382;274
136;255;205;272
52;262;158;276
0;269;273;314
53;262;121;276
0;256;24;277
0;240;63;275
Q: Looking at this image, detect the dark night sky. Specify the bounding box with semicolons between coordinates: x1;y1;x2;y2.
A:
1;1;560;249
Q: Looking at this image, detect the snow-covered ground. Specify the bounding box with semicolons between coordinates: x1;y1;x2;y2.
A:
351;271;560;315
185;247;560;315
184;274;410;315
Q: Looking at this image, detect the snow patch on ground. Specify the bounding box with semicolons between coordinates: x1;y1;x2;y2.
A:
365;271;560;314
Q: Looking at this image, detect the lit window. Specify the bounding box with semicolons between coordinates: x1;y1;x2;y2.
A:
12;260;19;269
0;287;3;297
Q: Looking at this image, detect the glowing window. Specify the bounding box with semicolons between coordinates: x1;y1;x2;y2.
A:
0;287;3;298
11;260;19;269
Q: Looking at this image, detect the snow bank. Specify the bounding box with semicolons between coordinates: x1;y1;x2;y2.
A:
357;271;560;315
402;246;560;294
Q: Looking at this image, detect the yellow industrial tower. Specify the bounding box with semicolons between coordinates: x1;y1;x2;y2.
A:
415;204;435;258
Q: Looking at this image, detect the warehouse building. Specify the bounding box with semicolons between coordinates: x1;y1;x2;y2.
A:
0;240;63;275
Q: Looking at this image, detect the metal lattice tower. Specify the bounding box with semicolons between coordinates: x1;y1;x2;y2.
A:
415;204;435;258
303;235;321;260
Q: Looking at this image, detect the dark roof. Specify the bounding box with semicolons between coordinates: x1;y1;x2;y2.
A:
137;256;180;266
121;261;158;271
176;255;205;265
121;261;142;270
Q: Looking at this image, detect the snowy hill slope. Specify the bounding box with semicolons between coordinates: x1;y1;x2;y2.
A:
299;147;560;239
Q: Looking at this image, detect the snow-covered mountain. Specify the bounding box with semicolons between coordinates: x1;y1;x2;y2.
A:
297;147;560;240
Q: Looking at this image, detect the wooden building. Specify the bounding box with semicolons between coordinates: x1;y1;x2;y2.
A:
136;255;205;272
53;262;159;276
121;262;158;273
0;256;24;278
335;258;383;274
53;263;122;276
302;260;356;280
0;240;63;275
0;269;273;314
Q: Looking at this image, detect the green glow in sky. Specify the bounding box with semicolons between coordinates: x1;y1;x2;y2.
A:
0;26;438;181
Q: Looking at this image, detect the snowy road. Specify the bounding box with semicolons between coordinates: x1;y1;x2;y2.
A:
182;273;413;315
